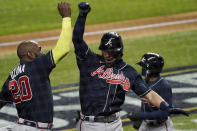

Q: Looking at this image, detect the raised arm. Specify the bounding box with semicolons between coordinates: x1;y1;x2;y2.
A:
72;2;91;58
52;2;72;64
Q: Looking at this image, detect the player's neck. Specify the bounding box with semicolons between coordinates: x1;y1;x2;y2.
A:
20;57;34;62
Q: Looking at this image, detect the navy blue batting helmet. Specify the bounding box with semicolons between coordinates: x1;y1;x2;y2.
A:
137;52;164;77
99;32;123;58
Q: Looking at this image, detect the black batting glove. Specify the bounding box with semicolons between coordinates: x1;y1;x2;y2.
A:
127;112;141;121
160;101;189;117
78;2;91;16
168;108;189;117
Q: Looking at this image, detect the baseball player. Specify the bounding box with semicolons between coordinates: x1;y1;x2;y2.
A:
0;2;72;131
127;53;189;131
138;53;173;131
72;2;188;131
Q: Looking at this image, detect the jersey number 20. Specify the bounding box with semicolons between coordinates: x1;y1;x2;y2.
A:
9;75;32;104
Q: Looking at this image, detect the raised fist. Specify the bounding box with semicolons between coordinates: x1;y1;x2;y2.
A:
58;2;71;18
78;2;91;16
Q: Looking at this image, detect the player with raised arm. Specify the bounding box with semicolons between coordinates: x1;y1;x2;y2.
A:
73;2;186;131
72;2;189;131
0;2;71;131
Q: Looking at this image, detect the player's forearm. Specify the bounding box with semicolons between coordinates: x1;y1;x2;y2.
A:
145;90;165;109
127;110;168;121
140;111;168;120
73;15;87;42
72;14;89;55
52;17;72;64
144;90;189;116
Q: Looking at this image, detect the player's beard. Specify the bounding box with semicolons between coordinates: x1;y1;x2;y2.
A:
104;55;123;67
102;51;122;67
105;58;115;66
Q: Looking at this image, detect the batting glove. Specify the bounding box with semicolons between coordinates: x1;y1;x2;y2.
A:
168;107;189;117
127;112;141;121
160;101;189;117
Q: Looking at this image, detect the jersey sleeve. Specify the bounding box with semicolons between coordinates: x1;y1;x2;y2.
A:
158;81;172;107
52;17;72;64
72;14;91;60
132;74;151;97
0;77;13;103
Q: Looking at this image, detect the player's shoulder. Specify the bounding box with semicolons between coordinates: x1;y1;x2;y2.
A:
77;48;98;61
158;76;172;89
94;53;102;60
160;76;170;85
118;61;139;76
121;61;137;72
31;51;55;71
33;51;53;64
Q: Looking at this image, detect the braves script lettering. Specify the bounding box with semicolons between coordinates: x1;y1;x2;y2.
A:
91;66;130;91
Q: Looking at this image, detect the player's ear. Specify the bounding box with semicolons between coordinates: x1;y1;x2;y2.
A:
27;51;36;60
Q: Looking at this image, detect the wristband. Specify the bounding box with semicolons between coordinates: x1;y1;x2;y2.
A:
160;101;169;112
